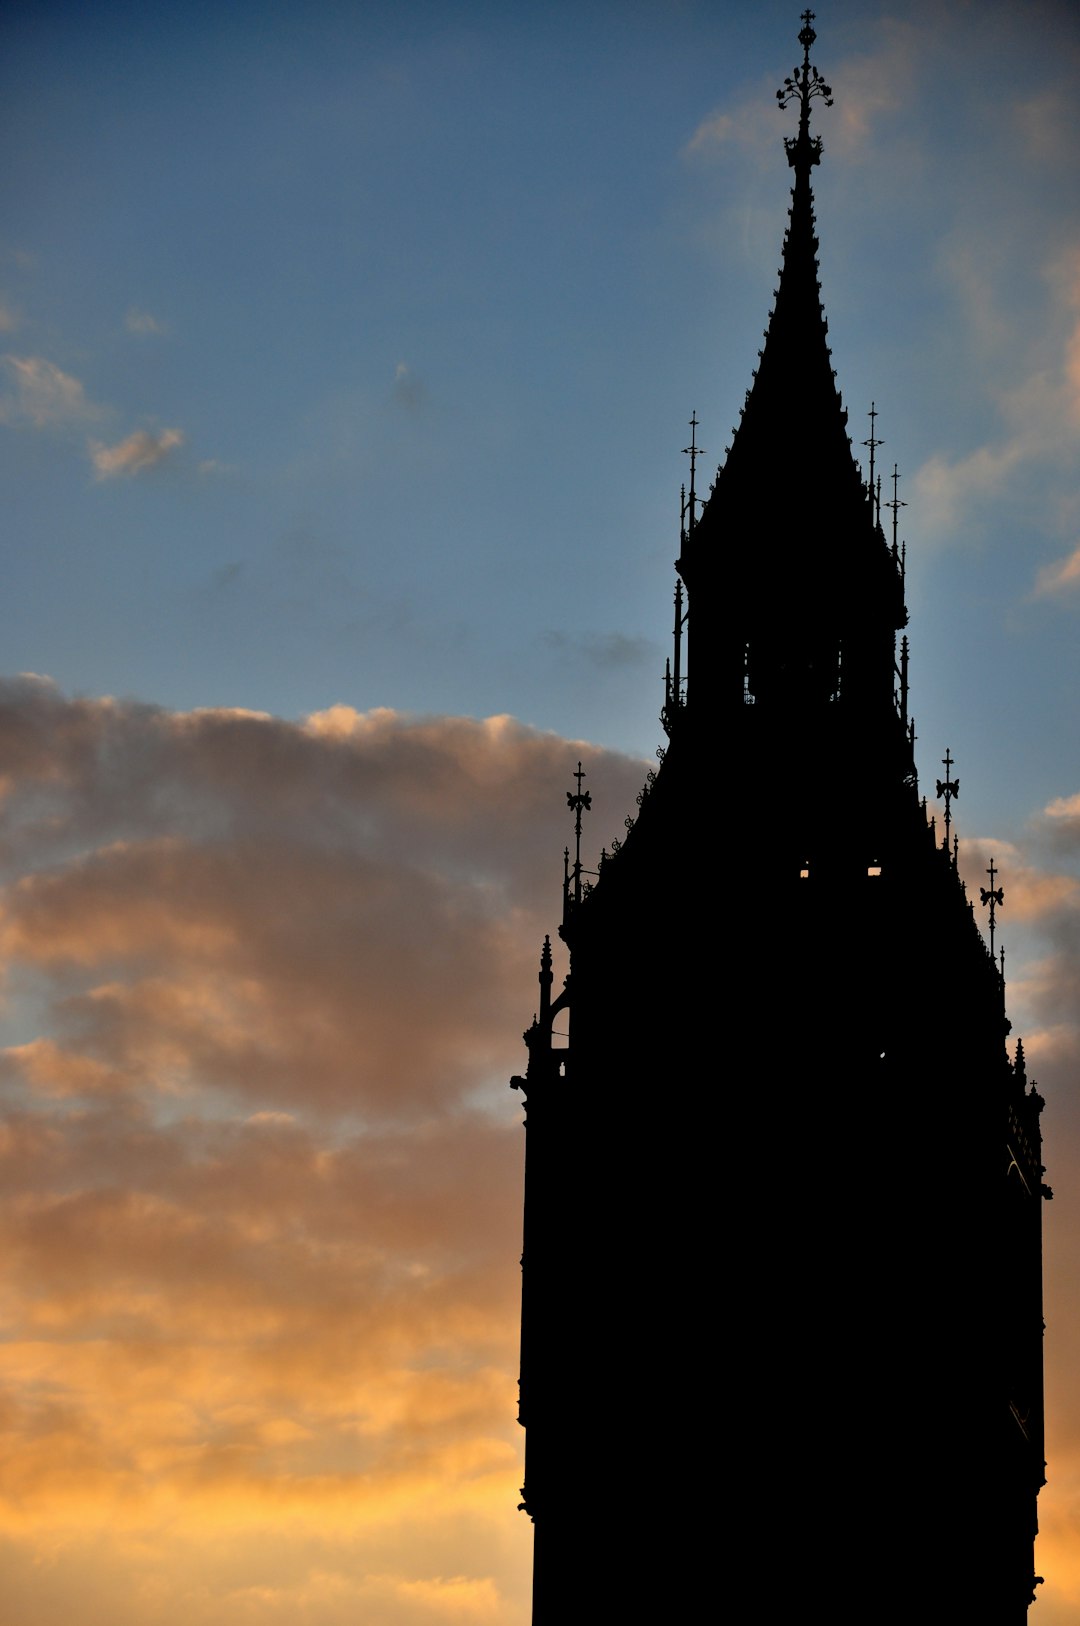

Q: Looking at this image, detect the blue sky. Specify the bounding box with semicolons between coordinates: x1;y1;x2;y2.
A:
2;4;1080;1621
2;0;1076;807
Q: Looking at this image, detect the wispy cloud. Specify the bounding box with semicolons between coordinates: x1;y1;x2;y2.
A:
915;241;1080;540
829;20;917;158
90;426;184;479
1046;791;1080;819
684;106;751;157
125;307;167;336
1012;86;1080;168
541;629;655;670
0;354;97;428
0;352;193;482
392;359;426;413
682;90;783;169
1031;542;1080;599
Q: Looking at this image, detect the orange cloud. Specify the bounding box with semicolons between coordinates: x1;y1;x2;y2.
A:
1033;543;1080;598
0;354;96;428
90;427;184;479
1;679;1079;1618
0;680;652;1622
957;837;1080;924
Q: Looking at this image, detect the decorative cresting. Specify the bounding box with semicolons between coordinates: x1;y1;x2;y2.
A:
776;10;834;172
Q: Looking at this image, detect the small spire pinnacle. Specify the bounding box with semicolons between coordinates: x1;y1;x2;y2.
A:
672;577;685;713
936;749;959;855
885;462;907;560
863;402;883;518
538;934;553;1022
776;11;833;174
980;856;1005;960
682;413;704;533
565;762;592;915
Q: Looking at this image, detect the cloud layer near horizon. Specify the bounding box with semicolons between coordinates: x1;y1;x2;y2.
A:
2;681;1080;1621
0;679;648;1625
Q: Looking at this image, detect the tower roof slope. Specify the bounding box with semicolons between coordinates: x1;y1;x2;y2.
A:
683;19;899;634
715;163;862;508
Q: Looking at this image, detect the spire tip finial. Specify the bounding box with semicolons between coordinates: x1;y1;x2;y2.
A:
777;11;833;173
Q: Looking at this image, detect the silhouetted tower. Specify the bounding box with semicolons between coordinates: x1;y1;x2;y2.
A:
512;18;1046;1622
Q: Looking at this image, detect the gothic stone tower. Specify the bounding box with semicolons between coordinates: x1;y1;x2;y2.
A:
512;18;1046;1623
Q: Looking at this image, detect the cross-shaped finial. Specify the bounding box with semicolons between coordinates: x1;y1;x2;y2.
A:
683;412;701;480
884;462;907;560
980;856;1005;960
565;761;592;913
682;413;704;532
863;402;883;518
936;748;959;857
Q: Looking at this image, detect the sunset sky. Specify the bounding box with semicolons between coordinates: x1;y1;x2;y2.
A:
2;1;1080;1620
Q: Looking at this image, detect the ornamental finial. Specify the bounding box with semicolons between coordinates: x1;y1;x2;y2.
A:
776;11;833;173
980;856;1005;962
564;761;592;919
936;748;959;861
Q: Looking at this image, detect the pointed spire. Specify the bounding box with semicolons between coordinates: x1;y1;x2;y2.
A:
538;934;553;1024
703;16;862;511
679;13;907;721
